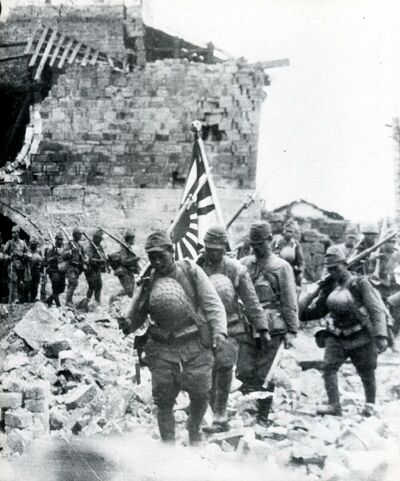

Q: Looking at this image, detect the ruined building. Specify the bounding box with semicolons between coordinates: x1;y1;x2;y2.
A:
0;0;273;247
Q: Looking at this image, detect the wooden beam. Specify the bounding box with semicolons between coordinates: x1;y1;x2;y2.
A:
24;26;40;55
57;39;74;68
68;41;82;64
0;41;28;48
107;55;114;69
29;27;49;67
80;46;91;66
90;50;99;65
34;29;58;80
0;53;30;63
49;33;65;67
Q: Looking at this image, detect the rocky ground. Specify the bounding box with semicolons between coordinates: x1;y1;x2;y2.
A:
0;293;400;480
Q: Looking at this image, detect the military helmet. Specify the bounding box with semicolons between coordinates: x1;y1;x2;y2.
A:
204;225;228;249
324;246;346;267
72;227;81;235
29;237;39;245
11;225;20;233
55;232;63;240
124;229;135;241
326;287;354;315
361;223;379;235
93;228;103;239
209;273;236;314
149;277;191;329
249;221;272;244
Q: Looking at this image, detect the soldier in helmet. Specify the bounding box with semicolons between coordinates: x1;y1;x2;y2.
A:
336;225;360;260
85;229;107;304
271;219;304;287
197;226;270;433
109;229;140;300
240;221;299;424
62;227;87;307
25;237;44;302
45;232;66;307
299;246;388;416
124;230;226;445
0;233;8;303
352;224;380;275
4;225;29;303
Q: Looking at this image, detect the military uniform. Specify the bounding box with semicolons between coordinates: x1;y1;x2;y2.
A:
62;228;87;306
45;233;66;307
271;235;304;287
126;230;226;444
4;228;29;304
85;231;107;303
26;239;43;302
300;246;388;416
197;226;269;431
0;236;8;303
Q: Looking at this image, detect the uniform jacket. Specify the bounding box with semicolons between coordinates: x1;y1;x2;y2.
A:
86;243;106;273
116;246;140;275
45;245;64;274
127;258;227;338
271;235;305;274
197;254;269;334
4;239;28;270
241;253;299;334
62;240;87;271
27;249;43;275
301;273;387;341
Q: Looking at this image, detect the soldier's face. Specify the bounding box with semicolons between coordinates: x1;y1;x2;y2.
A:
204;247;225;265
73;232;82;242
251;240;270;258
125;236;134;246
56;238;63;247
345;235;357;247
283;228;294;241
327;263;347;281
148;249;174;275
12;230;19;240
93;236;102;246
364;233;378;246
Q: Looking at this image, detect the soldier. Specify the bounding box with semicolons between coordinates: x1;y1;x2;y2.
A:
0;233;8;303
62;227;87;307
336;225;359;260
240;221;299;424
197;226;270;433
109;230;140;299
4;226;29;304
271;219;305;286
124;230;226;445
45;232;66;307
299;246;388;416
352;224;380;275
25;237;43;302
85;229;107;304
260;209;285;236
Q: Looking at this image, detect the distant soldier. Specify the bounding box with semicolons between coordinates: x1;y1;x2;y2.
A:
25;237;43;302
45;232;66;307
62;227;87;307
352;224;380;275
336;225;359;260
197;226;270;433
109;230;140;299
0;233;8;303
4;226;29;304
300;246;388;417
240;221;299;424
124;230;226;445
260;209;285;236
233;236;251;260
271;219;305;286
85;229;107;304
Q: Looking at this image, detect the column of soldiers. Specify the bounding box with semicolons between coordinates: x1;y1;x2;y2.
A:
0;225;139;307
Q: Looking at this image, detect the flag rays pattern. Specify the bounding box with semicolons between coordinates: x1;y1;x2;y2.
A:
171;139;220;260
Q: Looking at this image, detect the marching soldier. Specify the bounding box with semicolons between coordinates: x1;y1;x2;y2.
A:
124;230;226;445
240;221;299;424
299;246;388;417
336;225;359;260
4;226;29;304
62;227;87;307
352;224;380;275
197;226;270;433
0;233;8;303
109;230;140;299
85;229;107;304
45;232;66;307
271;219;305;286
25;237;43;302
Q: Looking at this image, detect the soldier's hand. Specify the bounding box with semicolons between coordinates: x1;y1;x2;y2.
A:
212;332;227;349
259;330;271;350
117;316;131;336
375;336;388;354
283;332;296;349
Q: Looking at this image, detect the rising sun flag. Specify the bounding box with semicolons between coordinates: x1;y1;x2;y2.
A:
170;121;224;260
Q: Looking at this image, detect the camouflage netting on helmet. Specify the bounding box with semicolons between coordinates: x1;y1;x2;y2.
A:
149;277;192;329
209;273;236;315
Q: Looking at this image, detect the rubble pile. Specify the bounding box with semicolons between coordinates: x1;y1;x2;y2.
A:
0;302;154;456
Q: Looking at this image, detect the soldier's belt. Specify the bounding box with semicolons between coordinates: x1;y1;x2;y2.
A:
148;323;199;344
328;323;363;337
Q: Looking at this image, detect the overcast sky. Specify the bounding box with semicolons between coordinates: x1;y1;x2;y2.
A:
148;0;400;222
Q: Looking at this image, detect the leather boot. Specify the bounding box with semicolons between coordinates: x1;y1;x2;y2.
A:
157;407;175;443
187;397;208;446
359;368;376;404
317;371;342;416
65;286;75;307
204;368;232;434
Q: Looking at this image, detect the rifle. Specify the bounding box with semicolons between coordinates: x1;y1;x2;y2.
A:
47;229;55;248
370;218;388;280
99;227;140;266
60;227;87;269
225;193;257;231
74;222;110;273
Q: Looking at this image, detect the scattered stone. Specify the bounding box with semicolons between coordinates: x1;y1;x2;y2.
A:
43;340;72;359
64;384;97;411
3;353;30;371
291;445;327;468
6;429;33;454
24;381;50;400
24;399;48;413
49;406;68;430
4;409;33;429
0;392;23;409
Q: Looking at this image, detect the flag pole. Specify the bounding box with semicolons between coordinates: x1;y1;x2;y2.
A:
190;120;225;226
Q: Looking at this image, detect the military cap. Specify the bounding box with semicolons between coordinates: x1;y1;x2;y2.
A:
361;223;379;235
93;228;103;239
124;229;135;240
249;221;272;244
324;246;346;267
145;230;173;252
11;225;20;233
72;227;81;235
204;225;228;249
268;212;285;222
344;225;358;236
29;237;39;245
55;232;63;239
